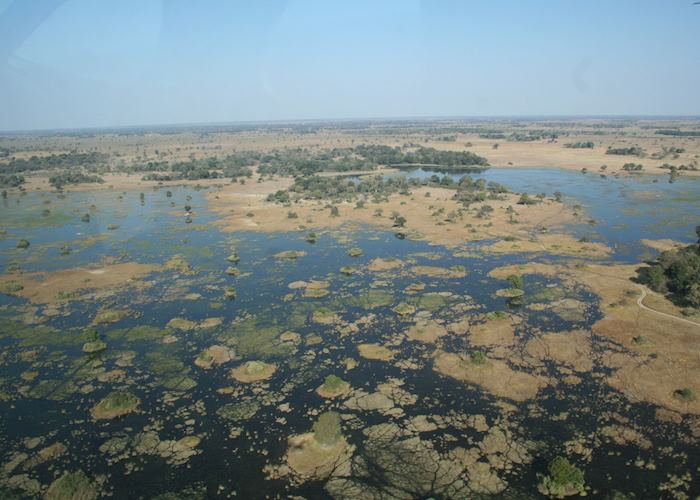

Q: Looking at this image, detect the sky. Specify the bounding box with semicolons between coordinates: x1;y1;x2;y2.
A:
0;0;698;131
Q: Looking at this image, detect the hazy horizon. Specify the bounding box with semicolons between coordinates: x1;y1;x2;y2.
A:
1;0;699;132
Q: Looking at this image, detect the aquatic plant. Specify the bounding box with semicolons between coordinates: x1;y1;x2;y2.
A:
224;286;237;300
273;250;307;259
216;401;260;422
93;309;126;324
339;266;355;275
225;266;240;276
417;293;448;311
304;231;317;243
226;252;240;263
81;213;91;222
313;412;342;447
538;456;585;498
16;239;30;248
91;391;140;419
312;307;337;324
45;471;97;500
82;327;107;353
507;274;524;290
485;310;509;320
227;320;292;360
393;302;416;316
346;289;394;310
347;247;363;257
231;360;277;382
318;375;350;398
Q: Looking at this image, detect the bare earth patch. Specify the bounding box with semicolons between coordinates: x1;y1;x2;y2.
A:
0;262;157;305
433;351;546;402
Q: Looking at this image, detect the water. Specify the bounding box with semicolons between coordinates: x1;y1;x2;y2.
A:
0;171;698;498
388;167;700;261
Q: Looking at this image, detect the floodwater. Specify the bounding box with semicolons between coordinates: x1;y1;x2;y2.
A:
0;169;698;498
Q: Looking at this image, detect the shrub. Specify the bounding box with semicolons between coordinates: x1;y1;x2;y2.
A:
673;388;696;402
470;351;487;365
539;456;585;497
507;274;524;290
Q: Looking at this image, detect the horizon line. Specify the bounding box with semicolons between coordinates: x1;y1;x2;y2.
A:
2;114;700;136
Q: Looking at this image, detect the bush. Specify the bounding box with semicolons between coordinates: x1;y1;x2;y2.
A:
517;193;537;205
606;146;644;156
673;388;696;402
470;351;487;365
507;274;524;290
539;456;585;497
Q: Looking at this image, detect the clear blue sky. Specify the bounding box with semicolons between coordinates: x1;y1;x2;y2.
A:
0;0;698;131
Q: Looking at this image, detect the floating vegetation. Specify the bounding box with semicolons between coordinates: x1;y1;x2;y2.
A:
45;471;98;500
194;345;235;369
16;239;30;249
316;375;350;398
358;343;394;361
216;400;260;422
91;391;140;420
164;254;196;275
230;360;277;382
312;307;338;324
273;250;307;259
93;309;128;324
345;289;394;309
347;247;364;257
392;302;416;316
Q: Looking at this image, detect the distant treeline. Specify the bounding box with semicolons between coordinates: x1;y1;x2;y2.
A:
655;129;700;137
49;172;104;189
133;145;489;181
268;171;507;207
0;152;109;174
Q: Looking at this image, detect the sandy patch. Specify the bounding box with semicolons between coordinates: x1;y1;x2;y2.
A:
0;262;157;305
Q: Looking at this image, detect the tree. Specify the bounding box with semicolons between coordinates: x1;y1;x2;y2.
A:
646;265;665;292
506;205;516;223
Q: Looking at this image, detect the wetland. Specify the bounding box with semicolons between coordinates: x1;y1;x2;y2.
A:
1;120;699;499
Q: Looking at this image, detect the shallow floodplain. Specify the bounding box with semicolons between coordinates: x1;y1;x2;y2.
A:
0;177;699;499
